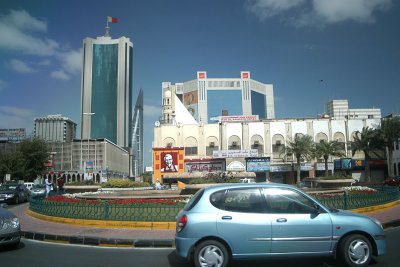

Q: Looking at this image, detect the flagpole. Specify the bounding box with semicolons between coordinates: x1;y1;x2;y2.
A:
105;17;110;37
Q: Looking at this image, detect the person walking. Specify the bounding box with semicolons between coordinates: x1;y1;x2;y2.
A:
45;177;52;198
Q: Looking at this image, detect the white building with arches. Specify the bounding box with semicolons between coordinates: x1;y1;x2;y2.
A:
153;116;385;183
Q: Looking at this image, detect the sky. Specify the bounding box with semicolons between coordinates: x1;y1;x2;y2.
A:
1;0;399;167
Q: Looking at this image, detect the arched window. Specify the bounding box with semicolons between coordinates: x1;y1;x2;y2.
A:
185;136;198;156
206;136;219;156
315;132;328;143
250;134;264;155
228;135;241;150
272;134;285;159
163;137;176;148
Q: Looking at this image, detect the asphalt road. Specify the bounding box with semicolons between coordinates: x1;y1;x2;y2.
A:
1;227;399;267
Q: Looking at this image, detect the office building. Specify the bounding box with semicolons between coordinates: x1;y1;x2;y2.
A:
132;89;144;177
161;71;275;125
326;100;381;120
81;34;133;148
34;114;76;142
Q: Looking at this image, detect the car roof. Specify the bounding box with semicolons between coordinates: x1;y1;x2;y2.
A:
202;182;299;193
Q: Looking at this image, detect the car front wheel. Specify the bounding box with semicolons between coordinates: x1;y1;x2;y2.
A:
193;240;229;267
338;234;372;267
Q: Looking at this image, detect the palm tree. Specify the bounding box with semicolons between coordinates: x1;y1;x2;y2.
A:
314;140;345;177
284;134;315;184
380;116;400;177
351;127;384;182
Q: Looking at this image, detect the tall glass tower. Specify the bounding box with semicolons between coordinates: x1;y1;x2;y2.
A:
81;35;133;148
132;89;144;177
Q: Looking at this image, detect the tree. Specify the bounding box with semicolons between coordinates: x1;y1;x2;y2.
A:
380;116;400;177
0;138;50;182
351;127;384;182
314;140;345;177
284;134;315;184
0;151;25;182
18;138;50;181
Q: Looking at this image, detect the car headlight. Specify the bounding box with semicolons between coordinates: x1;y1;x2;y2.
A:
1;217;19;229
371;217;383;229
5;194;15;198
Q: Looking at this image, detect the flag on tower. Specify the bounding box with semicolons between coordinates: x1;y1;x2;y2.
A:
107;16;118;23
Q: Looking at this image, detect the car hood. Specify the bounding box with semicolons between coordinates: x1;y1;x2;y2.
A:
0;190;16;194
0;207;16;218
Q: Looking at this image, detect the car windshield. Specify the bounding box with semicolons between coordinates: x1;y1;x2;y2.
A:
0;185;17;191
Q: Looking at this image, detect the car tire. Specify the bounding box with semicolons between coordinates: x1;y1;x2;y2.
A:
338;234;372;267
14;196;19;205
193;240;229;267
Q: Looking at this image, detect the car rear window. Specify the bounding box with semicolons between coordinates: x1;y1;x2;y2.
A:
210;188;265;213
183;188;205;211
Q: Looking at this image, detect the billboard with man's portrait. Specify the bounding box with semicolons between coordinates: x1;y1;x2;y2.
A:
160;152;179;172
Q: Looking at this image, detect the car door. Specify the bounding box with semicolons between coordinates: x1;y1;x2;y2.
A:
215;188;272;256
264;187;334;255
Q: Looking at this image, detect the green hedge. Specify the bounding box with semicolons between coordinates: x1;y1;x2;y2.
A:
100;178;150;188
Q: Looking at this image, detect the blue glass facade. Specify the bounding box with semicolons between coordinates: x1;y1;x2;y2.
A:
251;90;266;119
91;44;118;143
207;89;242;120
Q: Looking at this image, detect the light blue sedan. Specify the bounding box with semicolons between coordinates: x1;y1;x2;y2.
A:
175;183;386;267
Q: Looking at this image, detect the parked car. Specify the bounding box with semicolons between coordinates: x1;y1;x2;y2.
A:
24;182;34;191
383;176;400;187
239;178;256;183
29;184;46;198
175;183;386;267
0;206;21;247
0;183;30;204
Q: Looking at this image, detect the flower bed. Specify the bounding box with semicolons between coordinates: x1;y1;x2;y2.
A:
46;195;187;205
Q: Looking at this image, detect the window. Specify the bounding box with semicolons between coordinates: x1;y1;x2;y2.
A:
210;188;265;213
185;147;198;155
206;145;219;156
264;188;318;214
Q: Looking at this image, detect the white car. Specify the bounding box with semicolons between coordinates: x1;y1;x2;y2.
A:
240;178;256;183
24;182;34;191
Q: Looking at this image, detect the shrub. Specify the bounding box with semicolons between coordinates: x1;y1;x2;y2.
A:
100;179;150;188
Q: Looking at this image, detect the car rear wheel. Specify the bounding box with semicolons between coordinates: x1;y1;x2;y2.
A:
338;234;372;267
193;240;229;267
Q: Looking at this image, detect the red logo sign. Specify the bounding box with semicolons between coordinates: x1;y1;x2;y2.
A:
242;72;249;79
198;72;205;79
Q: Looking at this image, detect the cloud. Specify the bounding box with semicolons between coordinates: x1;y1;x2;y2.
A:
51;69;70;80
0;105;36;129
0;10;81;80
245;0;393;27
0;10;59;56
8;59;36;73
57;48;83;74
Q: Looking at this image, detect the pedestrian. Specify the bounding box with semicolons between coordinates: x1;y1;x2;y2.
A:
45;177;52;198
155;179;161;190
57;177;65;194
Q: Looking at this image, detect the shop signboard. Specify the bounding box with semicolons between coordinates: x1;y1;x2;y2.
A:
293;163;312;171
315;162;334;171
246;157;270;172
213;149;258;158
226;161;246;171
185;160;224;172
270;164;292;172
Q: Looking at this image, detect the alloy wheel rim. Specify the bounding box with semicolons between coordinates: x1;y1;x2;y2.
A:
198;245;224;267
348;239;370;265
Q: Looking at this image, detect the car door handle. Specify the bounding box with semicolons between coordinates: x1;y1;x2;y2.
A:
222;216;232;220
276;218;287;223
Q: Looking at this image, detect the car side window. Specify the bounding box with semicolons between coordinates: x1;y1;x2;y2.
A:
264;188;317;214
211;188;265;213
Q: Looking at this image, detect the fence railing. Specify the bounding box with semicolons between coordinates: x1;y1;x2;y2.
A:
313;186;399;210
29;197;186;222
29;186;399;222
